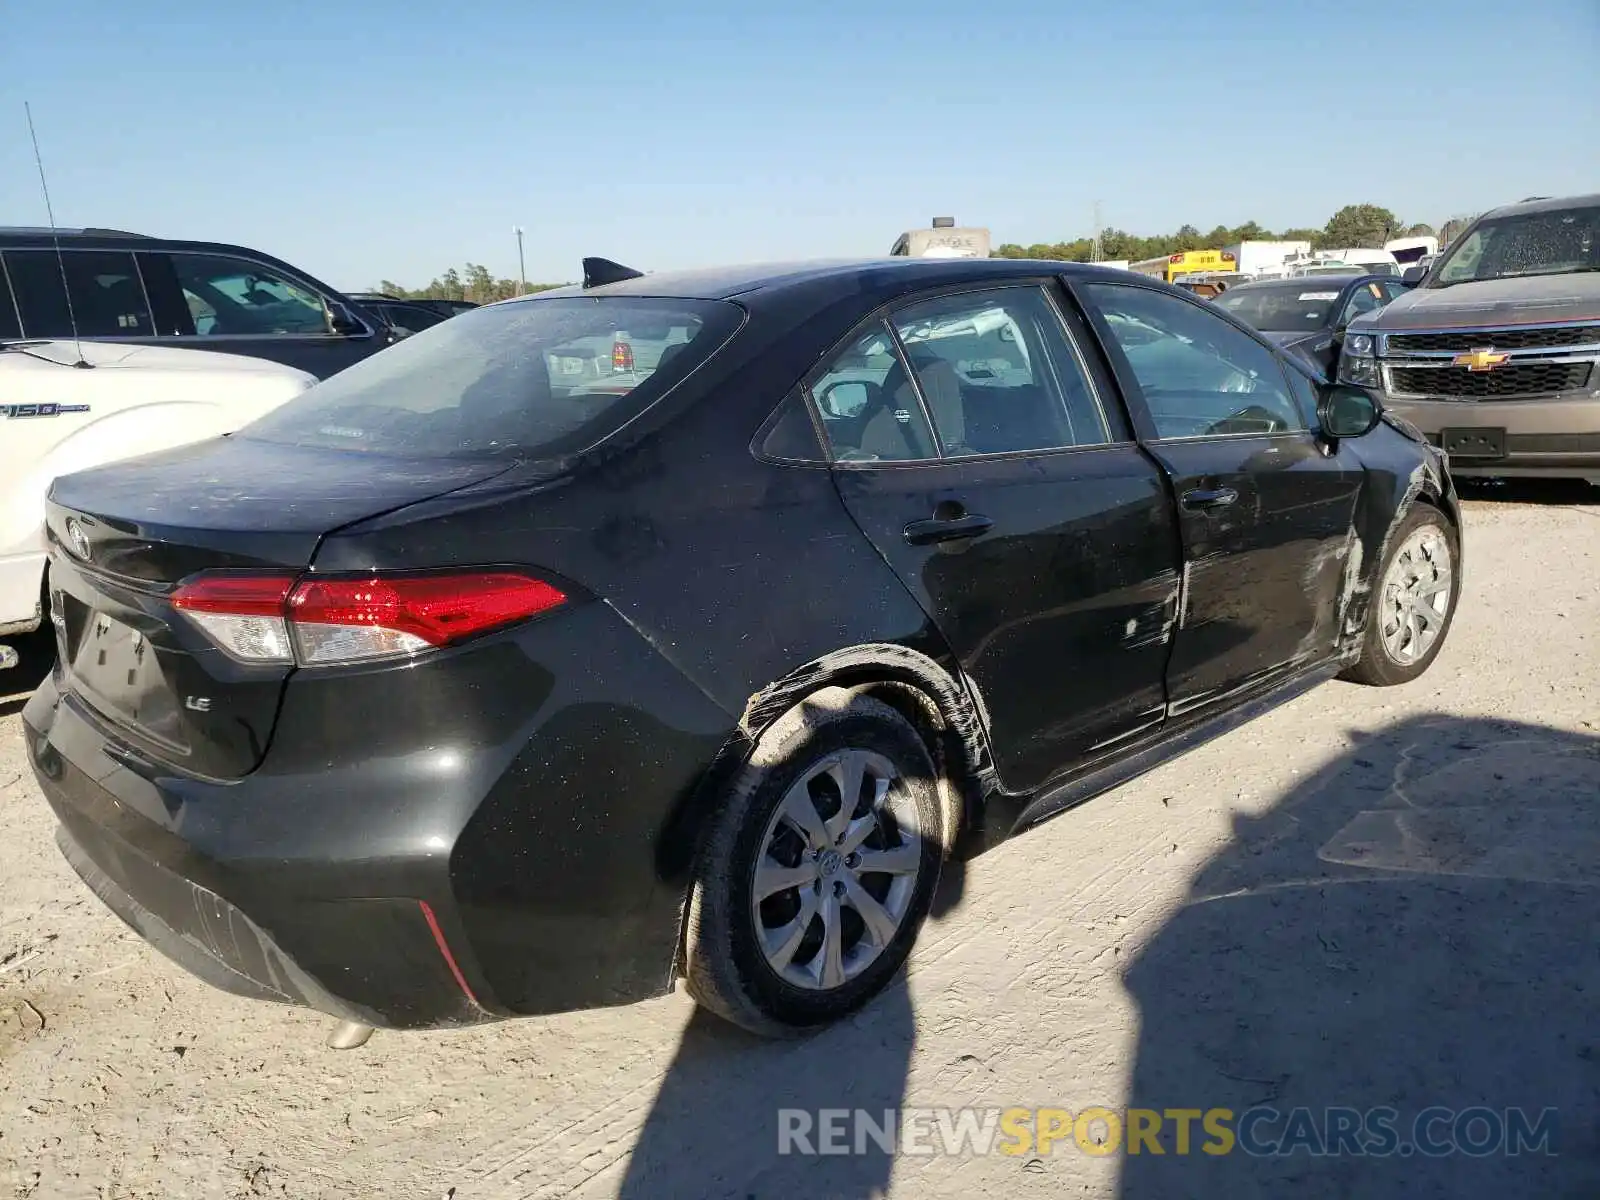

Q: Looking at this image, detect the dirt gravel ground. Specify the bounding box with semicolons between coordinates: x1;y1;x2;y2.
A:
2;484;1597;1200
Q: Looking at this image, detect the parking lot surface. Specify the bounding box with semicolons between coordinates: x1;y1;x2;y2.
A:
2;487;1597;1199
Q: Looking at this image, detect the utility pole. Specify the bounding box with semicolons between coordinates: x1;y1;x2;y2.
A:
1091;200;1103;263
513;226;526;295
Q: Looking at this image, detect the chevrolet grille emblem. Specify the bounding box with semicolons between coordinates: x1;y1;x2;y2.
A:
1452;348;1511;372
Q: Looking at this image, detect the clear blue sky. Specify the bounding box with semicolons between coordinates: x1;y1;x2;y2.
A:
5;0;1597;289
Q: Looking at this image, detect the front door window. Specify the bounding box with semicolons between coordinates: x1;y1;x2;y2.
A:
166;254;331;337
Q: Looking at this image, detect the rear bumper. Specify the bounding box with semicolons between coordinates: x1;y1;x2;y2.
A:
1381;395;1600;480
22;600;736;1029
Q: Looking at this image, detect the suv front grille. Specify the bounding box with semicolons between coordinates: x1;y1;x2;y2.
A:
1389;361;1593;398
1387;325;1600;354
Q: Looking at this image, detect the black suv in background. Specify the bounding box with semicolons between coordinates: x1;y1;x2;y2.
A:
348;293;479;322
1214;274;1410;376
344;294;452;335
0;228;394;378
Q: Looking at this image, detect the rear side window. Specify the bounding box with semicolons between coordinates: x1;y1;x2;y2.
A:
808;323;938;462
243;296;744;458
5;249;152;338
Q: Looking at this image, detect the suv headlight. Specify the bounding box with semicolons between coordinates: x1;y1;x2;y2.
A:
1338;329;1380;387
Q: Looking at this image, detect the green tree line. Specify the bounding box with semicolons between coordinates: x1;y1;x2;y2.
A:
372;263;567;304
995;204;1447;263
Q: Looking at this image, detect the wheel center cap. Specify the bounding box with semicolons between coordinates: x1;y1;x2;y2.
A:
817;849;843;877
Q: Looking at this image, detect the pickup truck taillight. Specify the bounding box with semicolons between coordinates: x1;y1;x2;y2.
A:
612;339;634;371
171;572;567;665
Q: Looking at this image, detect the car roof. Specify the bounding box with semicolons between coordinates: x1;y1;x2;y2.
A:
512;257;1138;304
1480;192;1600;219
0;226;149;238
0;228;287;258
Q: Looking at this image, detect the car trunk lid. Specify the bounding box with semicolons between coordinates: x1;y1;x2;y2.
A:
45;436;512;779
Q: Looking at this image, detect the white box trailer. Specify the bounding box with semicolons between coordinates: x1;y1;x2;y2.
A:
1223;240;1313;277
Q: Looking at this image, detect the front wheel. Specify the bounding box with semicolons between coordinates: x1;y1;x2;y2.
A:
1342;505;1460;686
684;688;945;1037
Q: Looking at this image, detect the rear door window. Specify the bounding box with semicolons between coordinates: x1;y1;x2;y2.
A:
889;286;1112;455
243;296;744;458
5;249;152;338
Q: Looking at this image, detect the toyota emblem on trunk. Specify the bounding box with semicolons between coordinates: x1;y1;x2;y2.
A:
65;518;91;561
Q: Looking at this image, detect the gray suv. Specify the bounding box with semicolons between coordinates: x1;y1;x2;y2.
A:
1337;193;1600;485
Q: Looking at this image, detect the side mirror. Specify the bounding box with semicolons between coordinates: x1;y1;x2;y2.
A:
821;380;870;417
1401;266;1426;286
325;299;367;337
1320;385;1383;439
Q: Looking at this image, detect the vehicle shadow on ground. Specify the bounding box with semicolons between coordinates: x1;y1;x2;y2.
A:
0;630;52;719
1118;713;1600;1199
611;857;968;1199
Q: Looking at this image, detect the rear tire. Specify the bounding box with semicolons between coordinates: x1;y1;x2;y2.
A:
1343;504;1459;686
684;688;945;1037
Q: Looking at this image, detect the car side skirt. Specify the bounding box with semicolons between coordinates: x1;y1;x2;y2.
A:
987;656;1349;847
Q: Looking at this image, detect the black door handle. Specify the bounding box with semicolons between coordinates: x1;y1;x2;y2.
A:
903;513;994;545
1181;486;1239;510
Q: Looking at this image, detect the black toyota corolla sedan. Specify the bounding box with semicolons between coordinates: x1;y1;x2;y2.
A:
24;257;1461;1037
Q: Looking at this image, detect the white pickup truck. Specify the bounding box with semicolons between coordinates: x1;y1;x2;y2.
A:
0;340;315;668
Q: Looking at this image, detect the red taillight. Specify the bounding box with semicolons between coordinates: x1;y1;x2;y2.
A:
171;574;297;615
612;339;634;371
171;571;566;666
288;573;565;664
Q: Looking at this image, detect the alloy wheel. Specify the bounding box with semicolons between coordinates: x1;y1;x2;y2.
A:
749;749;922;991
1379;525;1454;666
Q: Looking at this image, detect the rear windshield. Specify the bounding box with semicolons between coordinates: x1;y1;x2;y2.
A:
241;296;743;458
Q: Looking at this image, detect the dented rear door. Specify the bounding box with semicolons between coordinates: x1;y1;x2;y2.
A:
832;447;1181;795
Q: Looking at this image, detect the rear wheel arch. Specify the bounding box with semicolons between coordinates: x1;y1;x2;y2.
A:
663;644;992;978
734;645;993;853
